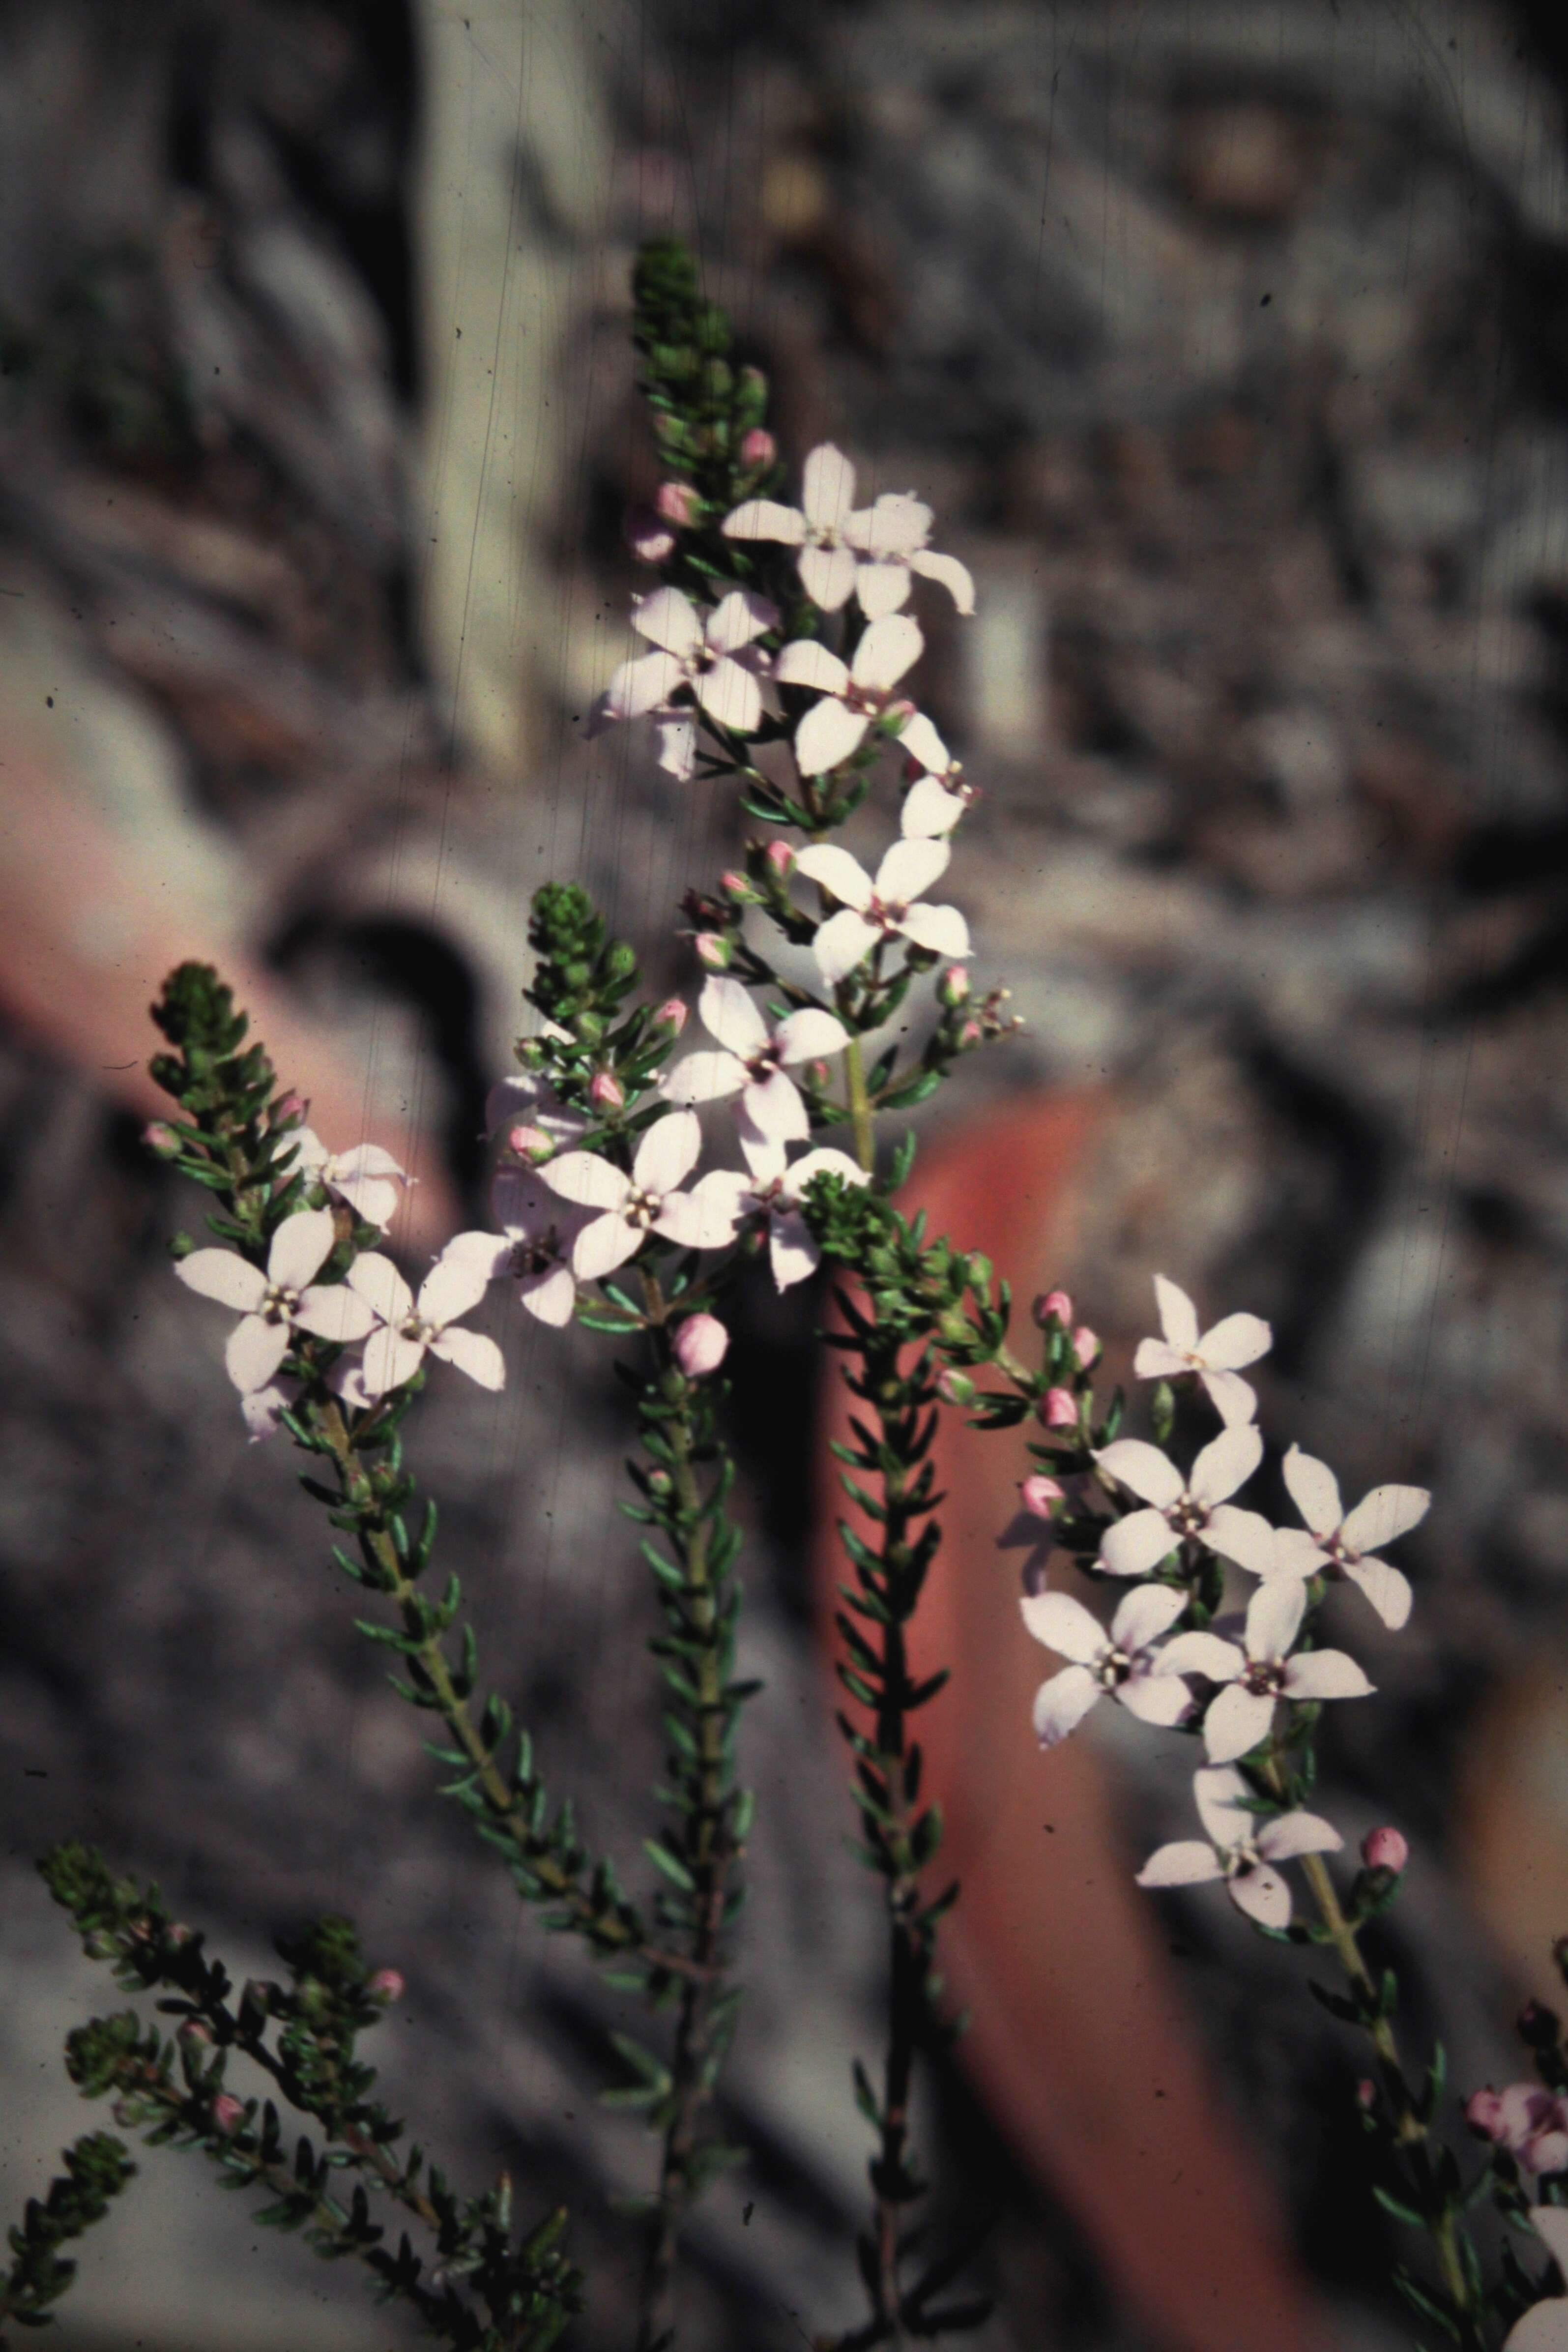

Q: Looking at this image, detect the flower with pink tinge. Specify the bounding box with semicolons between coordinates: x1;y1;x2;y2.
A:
484;1075;586;1162
241;1378;299;1442
442;1168;592;1329
1092;1427;1276;1578
1503;2209;1568;2350
720;442;869;611
938;965;969;1007
764;839;797;878
346;1248;505;1397
624;505;676;566
937;1366;977;1406
1468;2087;1568;2177
673;1314;729;1377
1072;1325;1101;1369
656;480;699;529
898;712;978;838
211;2094;245;2135
1034;1289;1073;1327
597;587;776;738
696;1126;868;1292
287;1127;410;1231
1020;1473;1064;1518
1160;1578;1373;1765
795;838;970;985
663;975;848;1142
774;614;924;776
540;1110;739;1283
1021;1583;1193;1747
1271;1445;1428;1632
144;1119;180;1158
368;1969;406;2003
654;998;689;1033
1039;1387;1079;1430
848;492;976;620
696;932;732;970
1362;1825;1409;1873
588;1070;625;1111
175;1208;377;1393
1132;1274;1272;1428
1136;1764;1342;1930
739;427;776;470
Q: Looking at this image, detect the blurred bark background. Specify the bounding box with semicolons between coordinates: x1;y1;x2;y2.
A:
3;2;1568;2346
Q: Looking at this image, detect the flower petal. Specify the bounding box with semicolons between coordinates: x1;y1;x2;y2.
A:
294;1285;377;1344
876;835;950;904
606;649;686;720
707;588;777;653
347;1251;413;1326
768;1210;820;1291
1132;1337;1189;1381
898;902;971;959
1203;1504;1279;1577
1031;1664;1102;1747
784;1145;868;1194
1271;1529;1329;1580
518;1263;577;1326
571;1213;640;1281
360;1326;428;1396
1136;1840;1224;1890
899;711;951;774
1153;1273;1200;1352
1500;2294;1568;2349
633;587;701;655
655;715;697;778
813;908;880;984
1283;1650;1374;1702
722;497;807;546
1100;1508;1181;1579
908;547;977;615
1111;1582;1189;1652
175;1249;268;1313
1198;1311;1273;1372
541;1150;630;1212
634;1109;702;1196
1019;1588;1106;1665
335;1174;402;1228
698;975;767;1057
775;1007;848;1063
850;612;923;692
1190;1423;1264;1507
1096;1438;1185;1510
1201;1685;1276;1765
226;1314;291;1394
1159;1631;1244;1681
1120;1674;1193;1728
268;1207;338;1291
698;655;763;735
795;844;873;907
1256;1810;1343;1862
1341;1483;1431;1554
1529;2207;1568;2275
656;1185;737;1252
852;493;931;558
1282;1444;1343;1535
795;696;870;775
854;560;912;618
1245;1574;1307;1663
418;1254;491;1329
1193;1764;1254;1846
743;1068;810;1141
774;639;850;695
429;1325;506;1390
799;542;859;610
901;775;966;838
801;443;856;529
1342;1556;1413;1631
1201;1368;1259;1427
664;1050;746;1108
1229;1862;1292;1930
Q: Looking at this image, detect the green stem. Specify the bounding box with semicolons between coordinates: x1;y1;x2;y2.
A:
845;1034;876;1176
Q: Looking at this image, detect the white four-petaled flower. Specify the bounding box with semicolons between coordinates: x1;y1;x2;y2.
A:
442;1168;591;1329
600;587;775;737
1020;1583;1192;1747
539;1110;737;1283
1272;1445;1428;1632
347;1249;505;1396
697;1127;868;1291
898;711;976;838
1135;1764;1342;1929
846;492;976;619
1093;1427;1276;1577
287;1128;410;1230
174;1207;375;1393
1160;1579;1373;1765
663;976;848;1142
795;838;970;985
775;615;924;776
1132;1274;1272;1427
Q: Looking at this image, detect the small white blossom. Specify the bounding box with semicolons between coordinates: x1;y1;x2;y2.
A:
795;838;970;985
540;1110;738;1283
698;1127;867;1291
596;587;775;738
1161;1579;1373;1765
1093;1427;1276;1577
346;1249;504;1396
1504;2210;1568;2351
287;1128;410;1231
847;492;976;619
663;976;847;1142
774;614;924;775
719;443;866;612
1132;1274;1272;1427
898;712;975;838
484;1074;587;1162
1020;1583;1191;1747
1135;1764;1341;1930
1272;1445;1428;1631
174;1207;376;1393
442;1168;591;1329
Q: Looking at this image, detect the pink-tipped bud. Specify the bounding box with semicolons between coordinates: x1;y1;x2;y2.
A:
655;480;700;529
1039;1386;1079;1430
1357;2078;1377;2111
654;997;689;1033
673;1314;728;1377
958;1019;983;1047
1020;1473;1064;1518
167;1923;193;1946
937;1366;977;1406
274;1091;308;1124
179;2018;213;2045
368;1969;406;2004
938;965;970;1008
1361;1826;1408;1875
624;504;677;565
506;1122;555;1165
1033;1290;1073;1328
887;697;917;724
1072;1325;1101;1370
211;2094;245;2135
764;838;797;878
696;932;732;970
739;427;776;470
143;1120;180;1159
1466;2089;1507;2141
721;869;758;903
808;1059;831;1087
588;1070;625;1111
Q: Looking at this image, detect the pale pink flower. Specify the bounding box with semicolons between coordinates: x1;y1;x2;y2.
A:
1093;1427;1276;1577
174;1208;376;1393
663;975;847;1141
672;1314;728;1376
1362;1826;1408;1873
539;1110;738;1283
898;711;976;838
1136;1764;1341;1930
599;587;776;737
368;1968;406;2003
774;614;923;775
1039;1387;1079;1430
655;481;699;528
1469;2087;1568;2178
1272;1445;1428;1632
1504;2210;1568;2350
697;1126;867;1291
848;492;976;620
442;1168;591;1329
1020;1583;1192;1746
794;838;970;984
346;1249;504;1396
721;443;867;611
1160;1579;1373;1765
287;1127;410;1231
1020;1473;1064;1517
1132;1274;1272;1428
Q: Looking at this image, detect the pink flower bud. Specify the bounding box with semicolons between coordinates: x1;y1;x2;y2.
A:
178;2018;213;2045
1466;2089;1507;2141
211;2094;245;2135
1361;1826;1408;1874
588;1070;625;1111
654;997;689;1033
764;839;797;878
655;480;700;529
739;427;776;469
721;869;758;902
506;1122;555;1165
1072;1326;1101;1370
696;932;732;970
672;1314;728;1377
887;697;917;724
143;1120;180;1158
1357;2078;1376;2111
937;1366;977;1406
958;1019;983;1047
808;1059;831;1086
167;1923;193;1946
1038;1387;1079;1430
368;1969;406;2004
1020;1473;1064;1518
938;965;970;1008
1032;1290;1073;1328
624;504;677;565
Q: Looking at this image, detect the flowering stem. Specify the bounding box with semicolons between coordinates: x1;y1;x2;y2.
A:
844;1034;876;1176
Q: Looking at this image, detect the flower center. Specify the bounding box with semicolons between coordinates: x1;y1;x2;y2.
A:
866;893;908;933
744;1041;784;1079
1242;1659;1287;1697
261;1284;301;1322
1095;1646;1133;1690
1223;1838;1262;1880
1323;1534;1357;1568
1168;1496;1209;1538
624;1184;661;1229
845;681;889;718
510;1231;563;1276
398;1311;436;1343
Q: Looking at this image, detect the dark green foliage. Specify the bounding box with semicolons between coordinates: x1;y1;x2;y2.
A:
520;886;679;1124
0;2133;136;2343
632;240;776;528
